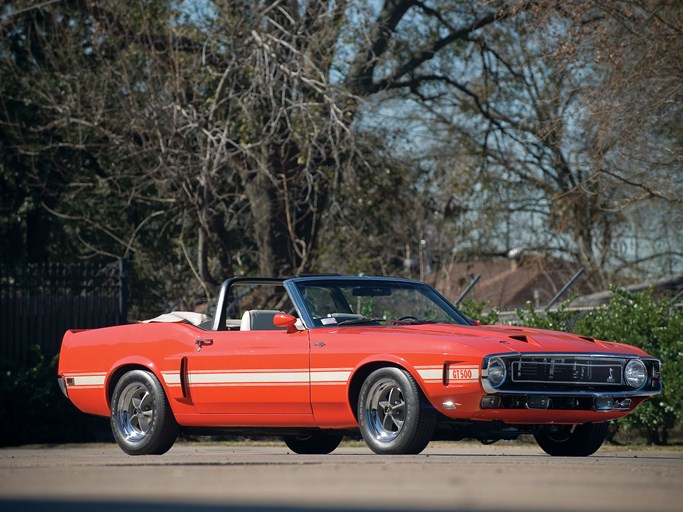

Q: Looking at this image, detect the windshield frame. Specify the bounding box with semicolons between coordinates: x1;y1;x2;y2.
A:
284;276;473;329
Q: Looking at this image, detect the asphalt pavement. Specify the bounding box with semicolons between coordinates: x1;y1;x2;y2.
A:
1;442;682;512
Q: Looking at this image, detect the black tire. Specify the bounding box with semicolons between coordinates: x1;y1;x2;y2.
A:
110;369;178;455
357;367;436;455
283;432;344;454
534;422;609;457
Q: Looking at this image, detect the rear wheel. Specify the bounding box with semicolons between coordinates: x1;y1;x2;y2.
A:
110;369;178;455
283;432;344;454
358;367;436;454
534;422;609;457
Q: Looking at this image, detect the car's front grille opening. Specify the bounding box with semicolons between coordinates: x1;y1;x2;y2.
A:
479;394;634;412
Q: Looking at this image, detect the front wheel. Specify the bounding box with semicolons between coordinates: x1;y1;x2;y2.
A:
110;369;178;455
283;432;344;454
534;422;609;457
358;367;436;455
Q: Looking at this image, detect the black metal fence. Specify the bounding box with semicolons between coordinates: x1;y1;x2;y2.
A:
0;260;127;367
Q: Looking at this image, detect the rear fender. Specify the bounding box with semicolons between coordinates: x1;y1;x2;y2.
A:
105;357;160;408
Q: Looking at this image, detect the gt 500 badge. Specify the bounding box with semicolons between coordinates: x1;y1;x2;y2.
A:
448;365;479;382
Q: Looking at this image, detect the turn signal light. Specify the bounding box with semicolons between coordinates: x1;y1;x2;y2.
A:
594;396;615;411
480;395;502;409
526;395;549;409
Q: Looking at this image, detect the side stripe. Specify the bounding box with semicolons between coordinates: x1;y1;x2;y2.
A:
64;373;107;388
188;371;309;385
186;369;354;387
161;373;181;386
415;366;444;383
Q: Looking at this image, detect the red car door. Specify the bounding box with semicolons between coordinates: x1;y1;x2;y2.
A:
187;329;312;417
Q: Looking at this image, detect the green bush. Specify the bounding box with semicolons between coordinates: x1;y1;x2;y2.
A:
515;300;577;332
514;289;682;444
459;298;500;325
572;289;683;444
0;346;111;446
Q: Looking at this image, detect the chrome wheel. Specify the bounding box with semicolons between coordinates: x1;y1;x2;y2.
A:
357;367;436;454
364;377;406;441
110;369;178;455
115;382;154;442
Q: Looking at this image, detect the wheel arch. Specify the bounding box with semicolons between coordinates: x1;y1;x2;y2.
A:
347;357;431;421
106;360;161;408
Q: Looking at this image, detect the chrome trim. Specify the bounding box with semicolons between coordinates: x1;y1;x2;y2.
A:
624;359;647;390
487;387;661;398
510;359;625;386
480;352;661;395
283;279;315;329
484;357;506;388
484;351;661;361
57;377;68;398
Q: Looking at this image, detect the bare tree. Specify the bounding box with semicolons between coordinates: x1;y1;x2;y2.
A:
1;1;525;312
382;1;682;282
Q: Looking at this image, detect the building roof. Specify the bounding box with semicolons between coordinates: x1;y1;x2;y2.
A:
433;256;594;311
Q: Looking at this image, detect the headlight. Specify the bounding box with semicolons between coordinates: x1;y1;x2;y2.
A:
486;357;506;387
624;359;647;389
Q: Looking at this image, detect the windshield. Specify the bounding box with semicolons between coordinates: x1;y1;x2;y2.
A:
292;279;471;328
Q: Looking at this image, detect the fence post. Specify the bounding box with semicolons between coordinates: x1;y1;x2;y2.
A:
546;269;585;309
455;275;481;306
119;258;128;325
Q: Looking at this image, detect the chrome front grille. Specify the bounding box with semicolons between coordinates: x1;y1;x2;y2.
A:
510;357;625;386
482;353;662;396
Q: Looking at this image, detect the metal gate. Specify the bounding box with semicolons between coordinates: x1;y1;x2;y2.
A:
0;259;127;366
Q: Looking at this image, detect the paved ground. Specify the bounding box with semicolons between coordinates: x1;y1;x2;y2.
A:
1;442;682;512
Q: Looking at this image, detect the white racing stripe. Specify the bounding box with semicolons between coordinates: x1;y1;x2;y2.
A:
416;366;444;382
161;373;181;386
65;374;106;388
188;371;309;385
310;370;352;384
186;369;354;386
69;365;456;390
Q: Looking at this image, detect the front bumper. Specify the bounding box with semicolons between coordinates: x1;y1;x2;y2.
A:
478;392;635;412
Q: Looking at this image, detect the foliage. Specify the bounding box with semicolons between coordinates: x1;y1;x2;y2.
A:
573;290;683;444
459;298;499;326
514;289;683;444
516;300;579;332
0;346;110;446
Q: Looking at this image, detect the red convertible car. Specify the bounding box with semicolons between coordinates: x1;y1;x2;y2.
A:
58;276;661;456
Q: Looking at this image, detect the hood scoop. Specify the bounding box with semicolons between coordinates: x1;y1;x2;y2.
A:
509;335;529;343
577;335;610;348
504;334;541;347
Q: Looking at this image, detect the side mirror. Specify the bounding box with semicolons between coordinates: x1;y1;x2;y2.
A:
472;319;481;326
273;313;298;334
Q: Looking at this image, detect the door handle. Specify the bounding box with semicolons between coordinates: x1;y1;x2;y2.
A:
313;341;326;348
195;338;214;351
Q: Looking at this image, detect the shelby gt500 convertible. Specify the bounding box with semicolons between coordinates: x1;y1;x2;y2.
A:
58;275;662;456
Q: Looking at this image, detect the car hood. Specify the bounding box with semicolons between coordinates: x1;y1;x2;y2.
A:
411;323;650;357
329;323;650;358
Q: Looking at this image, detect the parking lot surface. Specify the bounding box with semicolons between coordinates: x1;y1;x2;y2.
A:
1;442;682;512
